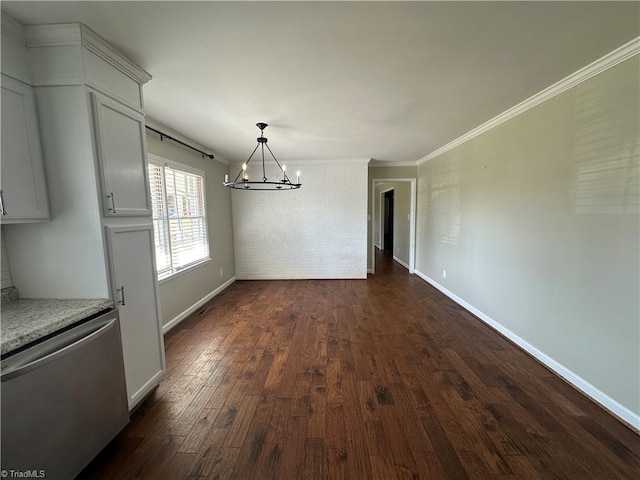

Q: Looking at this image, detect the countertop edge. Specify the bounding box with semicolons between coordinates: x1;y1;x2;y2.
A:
1;298;115;356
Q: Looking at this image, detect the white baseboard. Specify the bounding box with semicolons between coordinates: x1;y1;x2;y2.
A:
162;276;236;334
367;268;374;274
414;269;640;431
393;255;410;271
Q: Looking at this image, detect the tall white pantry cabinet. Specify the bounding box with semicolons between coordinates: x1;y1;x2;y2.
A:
2;19;165;410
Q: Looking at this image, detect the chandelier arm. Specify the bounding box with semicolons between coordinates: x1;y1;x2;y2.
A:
244;143;260;166
235;143;261;182
261;142;267;182
265;143;289;182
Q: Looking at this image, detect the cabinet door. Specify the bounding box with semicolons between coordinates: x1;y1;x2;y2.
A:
0;74;49;223
105;224;165;409
92;92;152;217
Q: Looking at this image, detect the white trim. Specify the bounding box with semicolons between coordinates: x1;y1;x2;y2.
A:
369;160;418;168
158;258;212;284
367;268;374;274
417;36;640;165
231;157;372;167
25;23;151;85
393;255;410;271
162;276;236;334
294;157;371;165
413;269;640;431
371;178;417;275
80;24;151;85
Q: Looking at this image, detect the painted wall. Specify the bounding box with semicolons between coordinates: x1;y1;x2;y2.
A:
374;181;411;268
367;166;417;270
146;131;235;327
5;86;110;299
415;56;640;418
393;181;411;267
232;160;369;279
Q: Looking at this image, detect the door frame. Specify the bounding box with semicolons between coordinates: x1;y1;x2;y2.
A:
371;178;417;275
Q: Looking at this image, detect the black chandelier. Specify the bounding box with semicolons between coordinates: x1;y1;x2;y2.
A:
223;123;301;190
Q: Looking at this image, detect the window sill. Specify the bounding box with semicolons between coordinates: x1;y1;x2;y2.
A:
158;257;212;285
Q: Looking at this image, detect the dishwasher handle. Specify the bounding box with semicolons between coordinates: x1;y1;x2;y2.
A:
1;317;117;381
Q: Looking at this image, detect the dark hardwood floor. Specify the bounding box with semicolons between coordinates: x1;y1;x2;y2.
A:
80;249;640;479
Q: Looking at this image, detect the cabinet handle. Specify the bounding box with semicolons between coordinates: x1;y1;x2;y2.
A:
0;190;6;215
107;192;117;213
118;286;126;306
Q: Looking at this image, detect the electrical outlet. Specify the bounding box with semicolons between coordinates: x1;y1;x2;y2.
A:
220;268;224;277
442;269;447;279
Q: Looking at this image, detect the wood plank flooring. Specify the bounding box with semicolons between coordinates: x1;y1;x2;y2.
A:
80;249;640;479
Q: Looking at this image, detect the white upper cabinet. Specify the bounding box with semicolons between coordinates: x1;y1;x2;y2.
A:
0;74;49;223
91;92;151;217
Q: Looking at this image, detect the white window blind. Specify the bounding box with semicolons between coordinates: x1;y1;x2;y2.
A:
148;160;209;280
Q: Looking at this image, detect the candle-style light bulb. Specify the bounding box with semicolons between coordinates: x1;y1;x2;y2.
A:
282;164;287;182
241;163;248;181
296;170;301;184
224;174;229;183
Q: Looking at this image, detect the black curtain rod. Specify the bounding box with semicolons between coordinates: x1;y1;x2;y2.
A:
145;126;214;159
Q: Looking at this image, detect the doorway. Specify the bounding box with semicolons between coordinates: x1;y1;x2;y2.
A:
383;189;394;252
370;177;417;275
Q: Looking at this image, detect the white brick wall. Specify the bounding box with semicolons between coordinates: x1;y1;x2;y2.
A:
231;160;369;279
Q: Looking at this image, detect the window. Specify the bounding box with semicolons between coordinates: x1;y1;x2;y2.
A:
148;156;210;280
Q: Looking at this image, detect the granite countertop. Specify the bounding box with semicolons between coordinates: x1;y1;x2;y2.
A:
1;298;115;355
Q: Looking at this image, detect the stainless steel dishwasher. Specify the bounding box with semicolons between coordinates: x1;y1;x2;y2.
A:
1;308;129;479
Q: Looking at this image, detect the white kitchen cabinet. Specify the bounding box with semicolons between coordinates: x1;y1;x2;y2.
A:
105;224;165;409
3;21;165;410
0;74;49;223
92;92;152;217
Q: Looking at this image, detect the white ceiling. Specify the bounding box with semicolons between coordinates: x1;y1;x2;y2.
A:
3;1;639;164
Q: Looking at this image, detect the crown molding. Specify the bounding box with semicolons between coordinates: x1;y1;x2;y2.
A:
25;23;151;85
417;36;640;166
229;158;371;167
80;24;151;85
293;157;371;165
1;13;26;45
369;160;418;168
